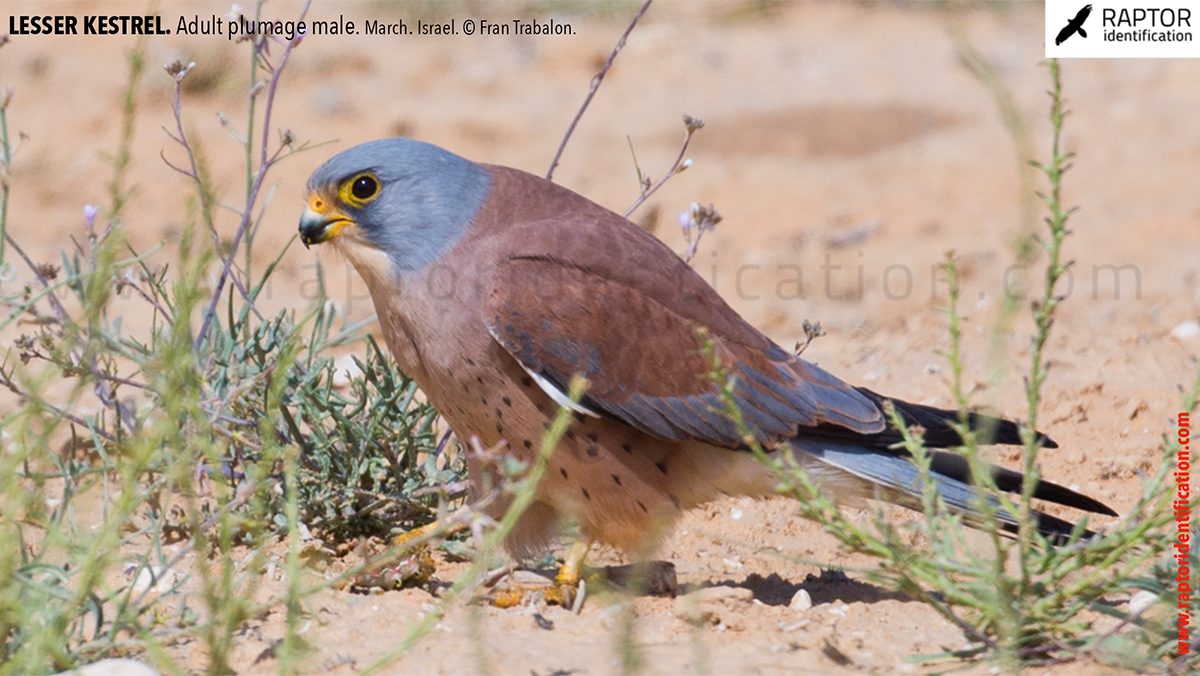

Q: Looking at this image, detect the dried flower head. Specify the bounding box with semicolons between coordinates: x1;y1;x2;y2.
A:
682;114;705;133
164;60;196;81
35;263;59;281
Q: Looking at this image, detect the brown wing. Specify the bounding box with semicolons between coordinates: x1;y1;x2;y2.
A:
484;255;884;449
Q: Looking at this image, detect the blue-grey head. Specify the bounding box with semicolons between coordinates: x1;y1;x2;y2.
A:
299;138;492;273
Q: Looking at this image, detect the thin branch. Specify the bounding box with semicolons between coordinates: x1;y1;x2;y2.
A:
0;368;118;443
4;233;70;325
193;0;312;349
3;233;131;425
625;115;702;218
119;275;174;326
545;0;653;182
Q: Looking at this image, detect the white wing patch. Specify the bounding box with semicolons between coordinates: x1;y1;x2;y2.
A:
484;322;601;418
523;366;602;418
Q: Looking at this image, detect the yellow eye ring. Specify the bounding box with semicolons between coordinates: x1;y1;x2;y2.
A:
340;173;381;206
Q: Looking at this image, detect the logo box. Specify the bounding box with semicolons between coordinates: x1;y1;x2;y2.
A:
1046;0;1200;57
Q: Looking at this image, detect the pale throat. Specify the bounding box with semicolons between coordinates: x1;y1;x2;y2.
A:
328;231;399;295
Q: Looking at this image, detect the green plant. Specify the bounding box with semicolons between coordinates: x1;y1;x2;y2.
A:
702;59;1197;672
0;2;470;672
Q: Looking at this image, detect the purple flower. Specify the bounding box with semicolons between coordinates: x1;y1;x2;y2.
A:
83;205;99;230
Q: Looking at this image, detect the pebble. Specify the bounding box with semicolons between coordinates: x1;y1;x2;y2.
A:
789;588;813;612
130;566;178;596
1171;320;1200;339
331;353;364;388
51;660;160;676
1129;590;1158;615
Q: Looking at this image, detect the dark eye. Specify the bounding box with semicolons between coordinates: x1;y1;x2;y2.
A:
350;175;378;201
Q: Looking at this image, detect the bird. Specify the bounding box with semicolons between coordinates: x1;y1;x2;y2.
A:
1056;4;1093;45
298;138;1115;594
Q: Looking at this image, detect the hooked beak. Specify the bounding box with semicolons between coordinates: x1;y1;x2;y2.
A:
299;197;354;248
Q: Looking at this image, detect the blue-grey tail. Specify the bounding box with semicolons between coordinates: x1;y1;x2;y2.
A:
793;441;1109;544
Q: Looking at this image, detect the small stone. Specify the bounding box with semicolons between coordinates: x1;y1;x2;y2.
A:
331;354;363;389
131;566;178;596
1129;590;1158;615
602;560;677;596
789;588;813;612
52;659;161;676
1171;320;1200;340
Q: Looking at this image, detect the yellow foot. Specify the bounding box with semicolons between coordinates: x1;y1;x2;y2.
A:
339;545;436;591
334;517;467;592
481;539;595;609
481;570;573;608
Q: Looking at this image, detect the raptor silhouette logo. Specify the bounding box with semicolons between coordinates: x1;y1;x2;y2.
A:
1056;4;1093;45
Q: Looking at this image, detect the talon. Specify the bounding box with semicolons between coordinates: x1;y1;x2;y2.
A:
476;540;593;608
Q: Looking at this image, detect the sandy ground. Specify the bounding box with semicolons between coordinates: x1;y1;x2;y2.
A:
3;0;1199;673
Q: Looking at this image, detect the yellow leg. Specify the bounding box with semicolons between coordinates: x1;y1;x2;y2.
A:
486;539;593;609
336;519;463;592
555;538;592;587
392;518;467;549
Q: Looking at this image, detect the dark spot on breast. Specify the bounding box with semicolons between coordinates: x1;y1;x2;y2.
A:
477;376;484;384
522;376;533;388
481;396;488;405
656;461;668;475
621;443;633;454
466;357;475;366
495;422;503;434
669;494;681;509
581;488;591;501
524;439;533;449
502;396;512;407
585;432;599;442
536;404;546;413
611;474;621;486
637;500;647;513
560;467;568;480
495;408;502;419
565;430;576;441
586;445;599;458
